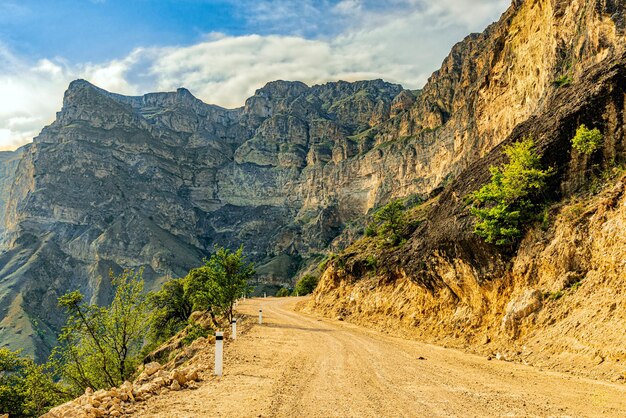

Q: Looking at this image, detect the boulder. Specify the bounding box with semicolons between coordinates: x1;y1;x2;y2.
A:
501;289;543;337
143;361;162;376
170;369;188;386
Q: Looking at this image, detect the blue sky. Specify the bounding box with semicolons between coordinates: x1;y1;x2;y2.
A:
1;1;247;62
0;0;510;150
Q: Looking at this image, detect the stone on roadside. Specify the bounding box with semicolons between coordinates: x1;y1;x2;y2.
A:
170;369;188;385
143;361;162;376
186;369;199;382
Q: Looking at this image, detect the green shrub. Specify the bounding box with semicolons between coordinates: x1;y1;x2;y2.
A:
276;287;290;297
372;200;406;246
540;208;551;231
553;74;573;88
572;124;603;155
570;280;583;292
364;224;377;237
184;245;255;323
52;269;149;395
546;290;564;301
318;254;332;272
293;275;319;296
468;137;553;246
0;349;64;417
147;277;194;345
364;255;377;271
180;322;210;346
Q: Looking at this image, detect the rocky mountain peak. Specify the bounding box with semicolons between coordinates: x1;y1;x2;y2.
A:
62;78;115;106
254;80;309;100
47;79;143;135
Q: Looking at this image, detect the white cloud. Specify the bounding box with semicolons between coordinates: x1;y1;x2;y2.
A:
0;0;510;151
81;51;143;95
0;48;72;150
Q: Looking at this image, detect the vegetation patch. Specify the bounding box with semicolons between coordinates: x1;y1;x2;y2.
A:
180;323;210;346
51;269;149;395
293;275;319;296
276;287;290;297
0;349;64;417
468;138;554;246
366;199;407;246
571;124;603;155
1;246;257;416
553;74;573;88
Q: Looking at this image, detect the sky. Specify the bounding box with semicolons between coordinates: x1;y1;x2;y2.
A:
0;0;510;150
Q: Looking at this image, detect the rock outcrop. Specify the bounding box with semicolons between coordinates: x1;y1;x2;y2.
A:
0;148;23;237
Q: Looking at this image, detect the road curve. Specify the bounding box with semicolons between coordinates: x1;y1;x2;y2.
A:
134;297;626;417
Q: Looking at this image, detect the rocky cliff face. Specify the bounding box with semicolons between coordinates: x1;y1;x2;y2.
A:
0;77;408;358
308;0;626;381
0;148;23;237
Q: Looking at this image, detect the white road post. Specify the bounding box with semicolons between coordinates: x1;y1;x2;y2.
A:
264;292;267;298
231;319;237;339
215;331;224;377
259;308;263;325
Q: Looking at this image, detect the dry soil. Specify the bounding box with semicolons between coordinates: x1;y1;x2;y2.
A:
133;297;626;417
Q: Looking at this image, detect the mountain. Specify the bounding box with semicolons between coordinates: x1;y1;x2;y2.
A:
0;77;410;358
1;0;625;367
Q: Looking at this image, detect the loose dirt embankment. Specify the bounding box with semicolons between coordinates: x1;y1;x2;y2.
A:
134;297;626;417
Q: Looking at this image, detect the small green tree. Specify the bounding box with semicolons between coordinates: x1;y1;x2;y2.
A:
0;349;65;417
52;269;149;395
370;200;406;245
147;278;193;344
185;246;254;323
0;348;29;417
572;124;603;155
293;275;319;296
276;287;290;297
469;137;553;246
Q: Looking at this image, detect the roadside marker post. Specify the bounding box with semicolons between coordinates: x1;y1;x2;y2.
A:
264;292;267;298
259;308;263;325
231;319;237;339
215;331;223;377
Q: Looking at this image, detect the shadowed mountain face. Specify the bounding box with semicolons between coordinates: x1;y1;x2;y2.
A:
2;0;625;361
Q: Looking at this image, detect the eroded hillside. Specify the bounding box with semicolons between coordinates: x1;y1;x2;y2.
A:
307;0;626;381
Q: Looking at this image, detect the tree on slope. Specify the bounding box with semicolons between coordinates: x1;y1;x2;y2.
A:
468;137;553;246
51;269;149;395
185;246;255;323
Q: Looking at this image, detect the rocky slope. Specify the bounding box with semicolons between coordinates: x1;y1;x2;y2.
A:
0;148;23;236
307;0;626;381
309;170;626;382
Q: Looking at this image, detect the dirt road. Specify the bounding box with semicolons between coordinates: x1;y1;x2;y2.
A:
135;297;626;417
